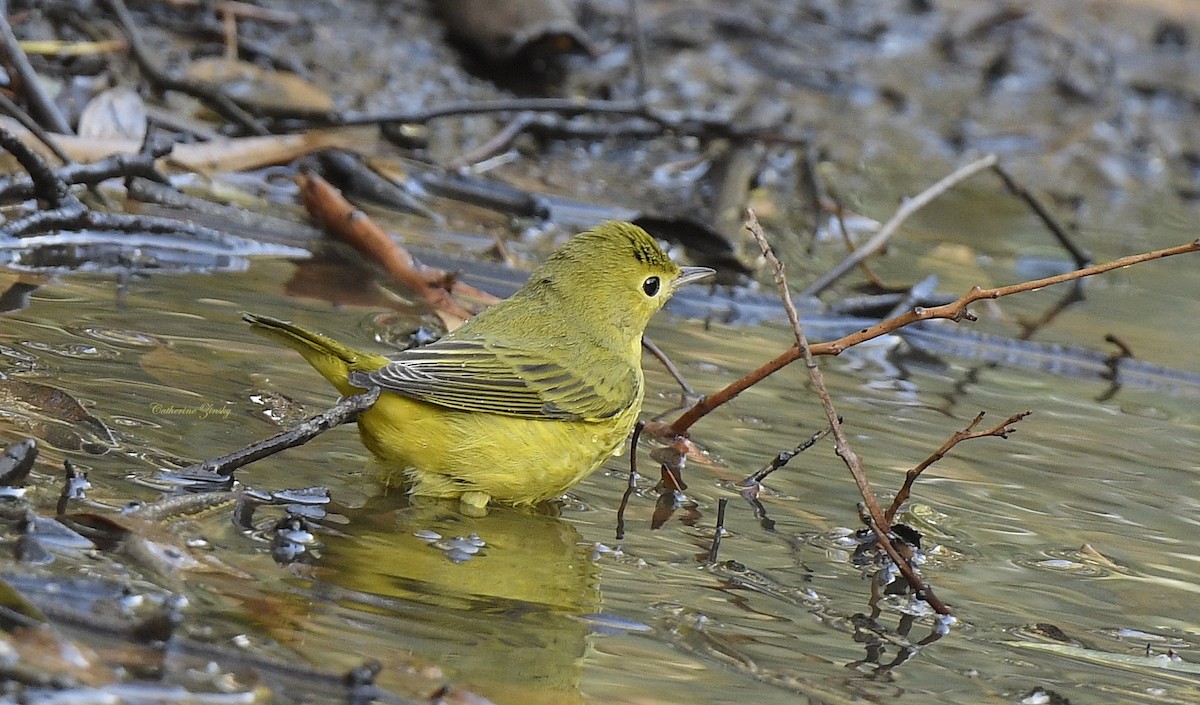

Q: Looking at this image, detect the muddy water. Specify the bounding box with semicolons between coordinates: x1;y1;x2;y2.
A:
2;188;1197;704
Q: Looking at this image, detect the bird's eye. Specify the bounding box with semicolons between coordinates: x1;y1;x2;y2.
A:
642;276;661;297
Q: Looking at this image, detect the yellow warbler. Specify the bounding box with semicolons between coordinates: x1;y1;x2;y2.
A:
246;221;713;510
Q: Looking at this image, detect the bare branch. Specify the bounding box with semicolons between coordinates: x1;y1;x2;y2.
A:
745;209;952;615
801;154;999;297
669;238;1200;436
885;410;1032;524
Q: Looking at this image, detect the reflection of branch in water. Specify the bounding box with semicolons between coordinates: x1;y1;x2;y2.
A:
845;609;948;680
942;279;1086;407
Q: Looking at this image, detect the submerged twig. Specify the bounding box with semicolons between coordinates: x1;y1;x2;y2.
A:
740;423;835;488
642;336;696;397
834;202;887;289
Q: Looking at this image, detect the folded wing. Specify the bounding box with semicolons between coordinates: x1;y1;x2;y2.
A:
351;337;637;422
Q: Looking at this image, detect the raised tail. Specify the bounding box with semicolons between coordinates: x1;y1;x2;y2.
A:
243;313;391;396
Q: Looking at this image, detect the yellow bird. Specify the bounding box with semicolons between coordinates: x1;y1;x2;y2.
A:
245;222;713;510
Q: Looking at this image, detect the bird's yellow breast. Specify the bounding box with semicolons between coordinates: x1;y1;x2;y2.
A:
358;390;641;505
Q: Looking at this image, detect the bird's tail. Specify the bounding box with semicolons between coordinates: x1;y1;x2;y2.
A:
243;313;391;396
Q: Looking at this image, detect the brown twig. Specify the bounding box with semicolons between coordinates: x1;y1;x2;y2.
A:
295;171;496;326
801;153;999;298
884;410;1031;524
745;209;952;615
669;238;1200;436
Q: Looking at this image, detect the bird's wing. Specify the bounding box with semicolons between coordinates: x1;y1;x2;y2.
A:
353;338;638;421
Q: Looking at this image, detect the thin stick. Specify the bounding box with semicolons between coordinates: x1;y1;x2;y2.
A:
740;423;834;486
0;3;72;134
834;202;887;289
990;162;1090;268
102;0;268;135
747;209;951;615
256;97;805;145
669;238;1200;435
801;154;999;298
884;410;1030;524
615;421;645;540
0;92;73;164
445;113;535;170
642;336;696;397
171;388;379;478
627;0;648;101
707;497;728;563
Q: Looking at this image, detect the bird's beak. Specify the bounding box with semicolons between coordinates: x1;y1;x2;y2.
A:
675;266;716;289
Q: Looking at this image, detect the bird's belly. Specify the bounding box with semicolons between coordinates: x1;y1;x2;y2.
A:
357;393;635;504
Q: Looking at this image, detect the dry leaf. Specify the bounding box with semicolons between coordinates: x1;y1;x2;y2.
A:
78;87;147;142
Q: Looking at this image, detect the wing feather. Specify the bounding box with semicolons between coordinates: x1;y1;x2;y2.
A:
351;338;638;421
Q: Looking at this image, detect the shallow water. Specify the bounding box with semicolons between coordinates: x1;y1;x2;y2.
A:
2;190;1198;704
